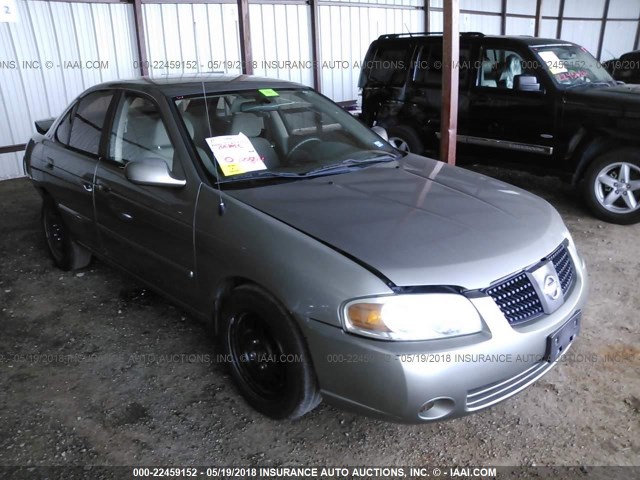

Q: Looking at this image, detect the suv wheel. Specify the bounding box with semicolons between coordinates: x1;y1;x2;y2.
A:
387;125;424;154
220;284;321;419
583;149;640;224
42;200;92;270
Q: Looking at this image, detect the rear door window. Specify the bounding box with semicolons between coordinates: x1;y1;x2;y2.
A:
414;44;472;87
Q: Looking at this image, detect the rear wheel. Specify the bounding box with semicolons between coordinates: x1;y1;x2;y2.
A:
42;200;92;270
220;284;321;419
583;149;640;224
387;125;424;155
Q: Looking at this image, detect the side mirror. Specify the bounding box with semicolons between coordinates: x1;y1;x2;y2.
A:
124;158;186;188
371;125;389;142
514;75;541;92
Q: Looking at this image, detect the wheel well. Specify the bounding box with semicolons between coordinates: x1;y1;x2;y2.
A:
35;186;52;203
211;277;289;339
570;135;619;186
211;277;248;337
570;130;640;186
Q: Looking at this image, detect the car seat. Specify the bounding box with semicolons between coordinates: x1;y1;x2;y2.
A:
499;55;523;89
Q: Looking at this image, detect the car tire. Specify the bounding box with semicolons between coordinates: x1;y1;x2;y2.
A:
220;284;321;419
387;125;424;155
583;149;640;225
42;200;92;271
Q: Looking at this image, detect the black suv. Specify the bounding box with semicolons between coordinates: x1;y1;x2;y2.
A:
360;32;640;224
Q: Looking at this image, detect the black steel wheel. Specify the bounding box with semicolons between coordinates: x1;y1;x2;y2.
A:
220;284;321;419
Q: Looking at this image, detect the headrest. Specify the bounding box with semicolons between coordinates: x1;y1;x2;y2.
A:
482;61;494;74
151;119;171;147
506;55;522;75
230;112;263;137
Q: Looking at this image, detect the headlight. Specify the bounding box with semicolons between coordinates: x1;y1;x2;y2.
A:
343;294;483;341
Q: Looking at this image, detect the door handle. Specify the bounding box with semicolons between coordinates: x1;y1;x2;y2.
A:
118;212;133;221
83;183;93;192
45;157;54;169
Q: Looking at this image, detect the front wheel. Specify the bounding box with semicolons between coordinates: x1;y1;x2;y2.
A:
386;125;424;155
583;149;640;224
220;285;321;419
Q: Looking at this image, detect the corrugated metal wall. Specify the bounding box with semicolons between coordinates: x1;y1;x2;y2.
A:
2;0;640;180
0;0;138;179
250;3;313;86
142;2;242;77
319;0;424;102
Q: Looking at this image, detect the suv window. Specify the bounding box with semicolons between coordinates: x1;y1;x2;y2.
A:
414;44;472;86
55;110;72;146
478;48;526;89
364;43;412;86
68;91;114;155
109;93;176;172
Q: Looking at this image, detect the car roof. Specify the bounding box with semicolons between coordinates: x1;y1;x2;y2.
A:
374;32;578;48
88;74;306;98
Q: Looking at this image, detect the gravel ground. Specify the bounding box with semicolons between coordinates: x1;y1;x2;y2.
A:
0;169;638;470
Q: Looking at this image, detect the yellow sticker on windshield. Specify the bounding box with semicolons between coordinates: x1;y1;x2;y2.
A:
258;88;279;97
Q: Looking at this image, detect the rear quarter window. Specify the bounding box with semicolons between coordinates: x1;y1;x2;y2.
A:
361;43;413;87
54;111;72;146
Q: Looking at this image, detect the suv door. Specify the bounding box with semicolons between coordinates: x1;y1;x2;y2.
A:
40;90;115;250
464;43;557;167
94;91;198;303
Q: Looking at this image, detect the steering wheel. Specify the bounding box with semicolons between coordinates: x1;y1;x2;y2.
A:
286;137;322;164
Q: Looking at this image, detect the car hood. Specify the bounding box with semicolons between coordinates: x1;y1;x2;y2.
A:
563;83;640;112
227;155;568;290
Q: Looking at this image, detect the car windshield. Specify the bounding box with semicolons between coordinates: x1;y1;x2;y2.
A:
174;88;398;183
531;44;615;88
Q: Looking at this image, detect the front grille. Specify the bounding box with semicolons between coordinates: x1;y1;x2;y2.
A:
483;243;576;326
548;244;575;295
485;272;544;325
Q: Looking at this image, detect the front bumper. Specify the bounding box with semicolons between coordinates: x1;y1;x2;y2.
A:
300;253;589;423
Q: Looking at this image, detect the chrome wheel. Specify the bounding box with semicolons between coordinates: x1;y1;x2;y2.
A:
388;136;410;152
593;162;640;214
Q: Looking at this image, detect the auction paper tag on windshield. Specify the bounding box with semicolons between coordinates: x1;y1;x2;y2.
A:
206;133;267;176
537;51;567;75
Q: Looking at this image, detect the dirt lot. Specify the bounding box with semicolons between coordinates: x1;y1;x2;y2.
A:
0;168;638;470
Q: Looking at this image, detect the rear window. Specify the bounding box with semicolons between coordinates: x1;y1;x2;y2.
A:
359;43;413;87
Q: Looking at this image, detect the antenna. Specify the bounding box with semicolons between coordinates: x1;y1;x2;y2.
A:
201;81;226;215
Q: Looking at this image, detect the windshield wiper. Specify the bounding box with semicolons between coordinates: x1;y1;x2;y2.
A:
220;154;398;184
303;154;398;177
565;81;614;89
